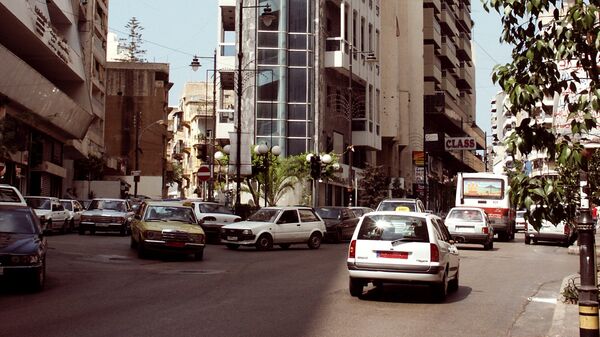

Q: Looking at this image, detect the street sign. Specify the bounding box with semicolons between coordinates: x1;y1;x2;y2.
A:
197;166;210;182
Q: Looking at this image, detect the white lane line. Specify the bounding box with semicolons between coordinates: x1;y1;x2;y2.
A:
527;297;558;304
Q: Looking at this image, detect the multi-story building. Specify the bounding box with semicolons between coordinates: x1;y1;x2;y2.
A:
217;0;381;206
104;62;172;199
0;0;108;197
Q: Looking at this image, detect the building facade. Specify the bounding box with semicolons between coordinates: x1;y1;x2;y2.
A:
0;0;108;197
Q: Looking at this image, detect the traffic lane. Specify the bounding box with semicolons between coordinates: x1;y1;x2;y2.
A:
0;235;350;337
300;233;578;337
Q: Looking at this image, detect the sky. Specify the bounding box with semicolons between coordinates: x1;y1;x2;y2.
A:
107;0;512;135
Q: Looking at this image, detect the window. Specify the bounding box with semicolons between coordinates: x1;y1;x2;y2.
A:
357;214;429;242
278;210;300;224
289;0;307;32
299;209;319;222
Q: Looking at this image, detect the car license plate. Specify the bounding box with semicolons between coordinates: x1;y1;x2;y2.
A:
166;242;185;248
377;251;408;259
227;236;238;241
455;226;474;232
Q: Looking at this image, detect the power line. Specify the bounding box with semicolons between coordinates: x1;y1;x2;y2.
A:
109;27;197;57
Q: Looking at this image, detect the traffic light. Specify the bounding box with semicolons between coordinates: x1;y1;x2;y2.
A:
310;155;321;180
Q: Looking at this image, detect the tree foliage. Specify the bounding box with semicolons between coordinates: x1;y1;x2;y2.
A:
118;17;147;62
484;0;600;229
358;164;390;209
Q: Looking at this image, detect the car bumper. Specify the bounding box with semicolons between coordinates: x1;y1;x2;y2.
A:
143;240;205;253
220;234;256;245
347;263;444;284
81;221;126;231
450;232;491;244
1;263;43;276
526;231;568;242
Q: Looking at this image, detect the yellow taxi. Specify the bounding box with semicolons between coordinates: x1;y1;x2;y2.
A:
130;200;206;260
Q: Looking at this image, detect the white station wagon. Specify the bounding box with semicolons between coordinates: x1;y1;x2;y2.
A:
347;211;460;301
220;206;326;251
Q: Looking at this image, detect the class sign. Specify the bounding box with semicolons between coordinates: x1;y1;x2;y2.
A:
445;137;476;151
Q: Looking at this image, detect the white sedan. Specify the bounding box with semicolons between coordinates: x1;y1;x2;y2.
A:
184;200;241;240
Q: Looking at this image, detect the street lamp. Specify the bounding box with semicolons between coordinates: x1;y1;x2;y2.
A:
306;153;333;207
234;1;275;213
190;50;218;201
347;46;377;206
255;143;281;207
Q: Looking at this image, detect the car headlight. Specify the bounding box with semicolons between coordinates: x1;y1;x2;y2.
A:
189;233;205;243
242;229;252;235
144;230;162;240
81;215;91;222
220;228;227;233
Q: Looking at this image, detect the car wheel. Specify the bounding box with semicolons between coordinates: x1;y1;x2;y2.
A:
484;240;493;250
509;228;515;241
498;232;508;242
255;234;273;251
130;235;138;249
78;225;85;235
226;244;240;250
120;224;127;236
279;244;291;250
432;270;448;302
62;220;69;234
532;238;538;244
90;225;96;235
448;268;459;293
349;278;364;297
335;229;343;243
46;219;53;234
69;219;75;233
524;235;531;245
562;240;570;248
137;240;147;259
30;259;46;292
307;232;322;249
194;248;204;261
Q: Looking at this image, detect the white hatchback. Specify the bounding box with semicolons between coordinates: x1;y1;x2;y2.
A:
444;207;494;250
347;211;460;301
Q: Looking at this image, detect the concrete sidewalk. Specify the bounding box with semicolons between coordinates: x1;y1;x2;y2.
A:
548;233;600;337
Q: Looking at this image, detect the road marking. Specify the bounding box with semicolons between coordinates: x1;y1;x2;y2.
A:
528;296;557;304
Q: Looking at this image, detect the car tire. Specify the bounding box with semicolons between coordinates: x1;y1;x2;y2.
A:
194;249;204;261
279;244;291;250
46;219;53;234
130;235;138;249
335;229;343;243
349;278;364;297
524;236;531;245
138;240;147;259
498;232;508;242
90;225;96;235
62;219;69;234
255;234;273;251
226;244;240;250
30;259;45;292
307;232;322;249
448;268;459;293
78;225;85;235
432;270;448;302
120;224;127;236
532;238;538;244
69;219;75;233
484;240;493;250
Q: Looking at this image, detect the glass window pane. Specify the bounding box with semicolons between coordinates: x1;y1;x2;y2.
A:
288;68;306;102
289;0;307;32
288;121;307;137
257;67;281;101
256;120;277;136
289;34;307;49
257;49;279;65
257;103;277;119
288;104;306;120
289;51;306;66
258;32;279;48
287;138;307;155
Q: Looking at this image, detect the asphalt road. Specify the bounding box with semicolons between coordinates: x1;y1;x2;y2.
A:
0;232;578;337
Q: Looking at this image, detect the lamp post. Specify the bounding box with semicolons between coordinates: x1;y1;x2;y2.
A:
306;153;332;207
234;1;275;213
255;143;281;207
346;44;377;206
190;49;218;201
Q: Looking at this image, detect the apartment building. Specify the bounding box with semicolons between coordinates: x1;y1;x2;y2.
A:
0;0;108;197
217;0;381;206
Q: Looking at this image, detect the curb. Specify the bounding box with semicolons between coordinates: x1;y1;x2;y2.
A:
547;273;579;337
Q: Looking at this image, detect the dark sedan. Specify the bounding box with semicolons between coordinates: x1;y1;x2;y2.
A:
0;205;47;291
315;207;359;243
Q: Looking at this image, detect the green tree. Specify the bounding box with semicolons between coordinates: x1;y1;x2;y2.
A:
118;17;146;62
484;0;600;229
358;164;390;209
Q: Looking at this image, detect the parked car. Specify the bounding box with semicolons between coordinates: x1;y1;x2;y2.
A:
220;206;326;251
60;199;85;232
347;211;460;301
515;210;527;232
444;207;494;250
0;205;48;291
525;219;574;247
184;200;241;241
130;201;206;260
349;206;374;217
315;206;359;242
0;184;26;206
25;196;70;233
79;198;134;236
375;198;426;213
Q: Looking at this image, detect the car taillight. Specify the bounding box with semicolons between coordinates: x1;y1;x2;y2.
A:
564;225;570;235
234;218;241;222
430;243;440;262
349;240;356;258
482;227;489;234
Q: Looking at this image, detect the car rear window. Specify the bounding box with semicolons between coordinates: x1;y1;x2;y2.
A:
447;209;483;222
0;187;22;203
357;214;429;242
316;208;341;219
377;202;416;212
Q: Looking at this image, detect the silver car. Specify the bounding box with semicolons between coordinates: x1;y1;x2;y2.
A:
444;207;494;250
525;219;573;247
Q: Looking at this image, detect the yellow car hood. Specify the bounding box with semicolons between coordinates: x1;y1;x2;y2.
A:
140;221;205;234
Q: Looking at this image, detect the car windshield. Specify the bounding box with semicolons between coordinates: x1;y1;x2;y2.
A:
316;208;342;219
447;209;483;222
25;198;51;210
378;201;416;212
88;200;127;212
198;203;234;214
60;201;73;211
0;209;38;234
0;187;22;203
248;209;280;222
357;214;429;242
145;206;196;224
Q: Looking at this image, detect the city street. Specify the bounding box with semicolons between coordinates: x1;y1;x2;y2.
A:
0;233;577;337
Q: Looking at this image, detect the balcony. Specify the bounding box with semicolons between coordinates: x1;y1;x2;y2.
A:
457;62;474;92
456;34;472;61
441;74;459;100
440;38;459;70
424;8;441;49
424;46;442;83
458;5;473;31
440;8;459;37
424;0;441;14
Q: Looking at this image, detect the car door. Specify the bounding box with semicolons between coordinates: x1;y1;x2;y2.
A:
432;217;460;278
273;209;300;243
341;209;359;239
298;208;323;240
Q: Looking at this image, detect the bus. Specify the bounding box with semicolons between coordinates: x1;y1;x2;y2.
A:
455;172;516;241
